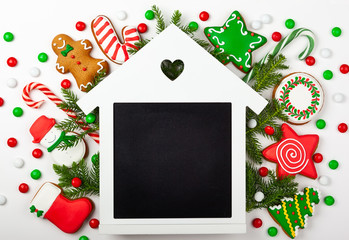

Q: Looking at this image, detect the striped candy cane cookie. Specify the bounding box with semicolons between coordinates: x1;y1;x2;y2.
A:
243;28;315;83
22;82;100;144
91;15;140;65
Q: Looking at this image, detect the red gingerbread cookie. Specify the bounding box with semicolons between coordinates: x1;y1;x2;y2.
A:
262;124;319;179
30;182;93;233
52;34;109;92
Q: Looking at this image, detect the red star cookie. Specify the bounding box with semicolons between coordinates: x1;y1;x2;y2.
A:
262;124;319;179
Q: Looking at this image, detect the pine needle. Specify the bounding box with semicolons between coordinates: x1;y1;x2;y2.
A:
152;5;166;34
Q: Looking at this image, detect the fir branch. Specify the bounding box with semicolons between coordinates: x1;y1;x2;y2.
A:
85;70;107;92
252;54;288;93
53;155;99;199
152;5;166;34
170;10;181;27
127;39;151;55
246;162;298;212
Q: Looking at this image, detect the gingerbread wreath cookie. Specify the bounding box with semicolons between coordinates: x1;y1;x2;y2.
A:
262;123;319;179
52;34;109;92
274;72;324;125
204;10;267;73
91;15;141;65
268;187;320;239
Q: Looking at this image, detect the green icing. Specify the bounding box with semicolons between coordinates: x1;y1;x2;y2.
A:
204;11;267;73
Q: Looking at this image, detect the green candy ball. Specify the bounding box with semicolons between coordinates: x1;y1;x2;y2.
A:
316;119;326;129
31;169;41;180
91;154;98;165
145;10;155;20
86;113;96;123
268;227;278;237
323;70;333;80
329;160;339;170
3;32;14;42
285;19;295;29
38;52;48;62
324;196;335;206
13;107;23;117
188;21;199;31
332;27;342;37
79;236;89;240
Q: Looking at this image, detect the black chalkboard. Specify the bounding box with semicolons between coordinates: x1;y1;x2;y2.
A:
113;103;232;218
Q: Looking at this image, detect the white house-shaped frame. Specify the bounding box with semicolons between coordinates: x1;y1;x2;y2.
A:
78;25;267;235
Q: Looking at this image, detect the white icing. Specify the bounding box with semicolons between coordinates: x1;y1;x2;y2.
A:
97;60;106;73
269;205;282;210
225;13;236;27
212;36;225;45
208;28;225;34
58;37;62;40
229;54;242;62
53;43;57;46
31;182;61;215
80;39;92;50
57;40;66;49
249;36;263;49
39;126;85;167
79;82;93;90
244;52;251;68
282;197;294;202
216;48;225;54
237;20;248;35
56;63;65;73
275;73;324;124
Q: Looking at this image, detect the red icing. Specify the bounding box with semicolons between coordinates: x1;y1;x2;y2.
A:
207;34;211;37
223;26;227;29
251;33;254;36
71;55;75;59
239;66;243;69
289;204;292;207
301;198;304;201
277;210;280;214
262;124;319;179
295;220;298;223
313;192;316;195
237;16;240;20
248;49;251;52
77;61;81;65
82;67;87;71
44;194;92;233
292;212;295;215
304;206;307;209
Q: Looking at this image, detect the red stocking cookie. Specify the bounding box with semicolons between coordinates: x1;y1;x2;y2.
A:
52;34;109;92
30;182;92;233
91;15;140;65
262;124;319;179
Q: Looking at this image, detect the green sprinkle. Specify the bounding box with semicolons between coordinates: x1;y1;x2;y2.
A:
316;119;326;129
332;27;342;37
329;160;339;170
13;107;23;117
323;70;333;80
324;196;335;206
188;21;199;31
285;19;295;29
268;227;278;237
145;10;155;20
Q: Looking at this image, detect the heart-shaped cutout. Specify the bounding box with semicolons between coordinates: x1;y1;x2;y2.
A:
160;59;184;81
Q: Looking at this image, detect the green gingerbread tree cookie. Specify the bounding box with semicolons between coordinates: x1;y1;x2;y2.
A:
268;187;320;239
204;11;267;73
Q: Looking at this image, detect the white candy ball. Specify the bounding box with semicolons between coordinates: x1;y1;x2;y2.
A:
251;20;262;30
29;67;40;77
13;157;24;168
0;194;7;205
333;93;345;103
320;48;332;58
261;14;272;24
7;78;17;88
254;191;264;202
116;10;127;21
248;119;257;128
318;175;330;186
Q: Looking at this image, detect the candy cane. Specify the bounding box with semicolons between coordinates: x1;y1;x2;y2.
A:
22;82;100;144
243;28;315;83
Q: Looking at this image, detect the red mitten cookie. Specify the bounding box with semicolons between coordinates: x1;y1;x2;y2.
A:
52;34;109;92
91;15;140;65
30;182;92;233
262;124;319;179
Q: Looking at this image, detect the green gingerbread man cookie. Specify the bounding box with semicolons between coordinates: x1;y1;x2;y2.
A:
204;11;267;73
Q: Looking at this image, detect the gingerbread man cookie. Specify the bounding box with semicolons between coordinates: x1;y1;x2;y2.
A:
52;34;109;92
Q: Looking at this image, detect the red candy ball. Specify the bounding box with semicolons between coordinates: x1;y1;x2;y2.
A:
272;32;282;42
7;57;17;67
89;218;100;229
0;97;4;107
76;21;86;31
61;79;71;89
137;23;148;33
340;64;349;74
252;218;263;228
305;56;315;66
199;11;209;21
338;123;348;133
312;153;323;163
259;167;269;177
264;126;275;135
19;183;29;193
72;177;82;188
7;137;17;147
32;148;43;158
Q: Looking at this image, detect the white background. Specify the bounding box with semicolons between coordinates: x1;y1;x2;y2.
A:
0;0;348;239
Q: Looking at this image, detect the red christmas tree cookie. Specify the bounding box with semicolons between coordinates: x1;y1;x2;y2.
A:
30;182;92;233
262;124;319;179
